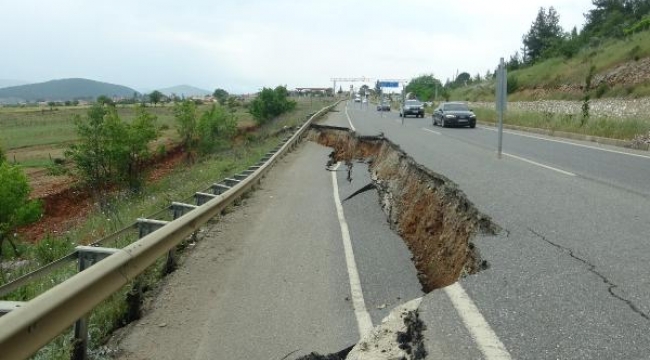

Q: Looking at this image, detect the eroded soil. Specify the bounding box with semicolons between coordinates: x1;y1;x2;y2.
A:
17;144;186;243
311;125;499;291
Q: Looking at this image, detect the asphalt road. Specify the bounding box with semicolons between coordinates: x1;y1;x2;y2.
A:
114;136;422;359
326;101;650;359
114;101;649;359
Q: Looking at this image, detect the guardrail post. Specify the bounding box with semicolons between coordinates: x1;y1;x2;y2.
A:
72;246;118;360
166;203;197;274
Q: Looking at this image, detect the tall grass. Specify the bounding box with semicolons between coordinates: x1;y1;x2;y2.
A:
1;97;334;359
474;107;650;140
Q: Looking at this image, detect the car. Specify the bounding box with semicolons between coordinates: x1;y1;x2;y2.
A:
362;98;368;104
432;102;477;128
354;97;361;103
377;99;391;111
400;99;424;118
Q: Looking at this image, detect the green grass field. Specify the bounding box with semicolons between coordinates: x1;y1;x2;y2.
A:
0;102;261;168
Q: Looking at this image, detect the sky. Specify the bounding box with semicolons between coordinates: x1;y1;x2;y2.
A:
0;0;594;94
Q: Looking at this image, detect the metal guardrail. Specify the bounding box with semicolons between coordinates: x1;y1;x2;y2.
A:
0;100;341;360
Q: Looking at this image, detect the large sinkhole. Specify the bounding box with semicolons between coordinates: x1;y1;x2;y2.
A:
309;125;500;292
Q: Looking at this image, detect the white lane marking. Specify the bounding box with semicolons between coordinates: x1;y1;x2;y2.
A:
422;128;441;135
445;283;512;360
330;162;373;338
345;106;357;132
478;125;650;160
502;152;576;176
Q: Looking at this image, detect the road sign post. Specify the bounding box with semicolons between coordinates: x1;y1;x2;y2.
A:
496;57;507;159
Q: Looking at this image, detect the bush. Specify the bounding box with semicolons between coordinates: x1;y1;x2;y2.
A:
66;104;159;193
0;162;42;259
507;74;519;94
197;105;237;154
248;86;296;125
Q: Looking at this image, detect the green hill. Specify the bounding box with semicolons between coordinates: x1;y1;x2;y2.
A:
452;31;650;102
0;78;139;104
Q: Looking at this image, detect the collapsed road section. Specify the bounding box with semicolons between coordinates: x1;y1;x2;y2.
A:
309;125;500;292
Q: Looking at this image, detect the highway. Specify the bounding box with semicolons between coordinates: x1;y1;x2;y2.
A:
327;101;650;359
114;101;650;359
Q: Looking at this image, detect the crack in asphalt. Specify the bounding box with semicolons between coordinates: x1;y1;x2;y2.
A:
342;183;377;202
528;228;649;321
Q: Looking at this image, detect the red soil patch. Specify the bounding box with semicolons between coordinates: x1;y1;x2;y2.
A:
18;144;187;243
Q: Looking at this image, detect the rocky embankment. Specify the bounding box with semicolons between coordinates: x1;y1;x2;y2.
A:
470;98;650;119
470;99;650;148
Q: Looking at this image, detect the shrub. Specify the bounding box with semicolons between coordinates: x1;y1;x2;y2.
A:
507;74;519;94
248;86;296;125
197;105;237;154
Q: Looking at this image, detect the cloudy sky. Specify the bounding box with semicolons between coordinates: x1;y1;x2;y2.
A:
0;0;594;94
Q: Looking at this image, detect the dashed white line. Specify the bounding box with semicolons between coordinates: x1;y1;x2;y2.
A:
330;163;373;338
345;105;357;132
422;128;441;135
445;283;512;360
478;125;650;160
502;152;576;176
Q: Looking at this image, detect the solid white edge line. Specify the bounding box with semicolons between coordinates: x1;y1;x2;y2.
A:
445;283;512;360
502;152;576;176
345;105;357;132
422;128;441;135
478;125;650;160
331;162;373;338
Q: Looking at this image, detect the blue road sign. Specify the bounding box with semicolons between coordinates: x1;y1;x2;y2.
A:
378;81;399;88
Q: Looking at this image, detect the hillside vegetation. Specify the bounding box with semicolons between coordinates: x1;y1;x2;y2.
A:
453;31;650;102
444;0;650;101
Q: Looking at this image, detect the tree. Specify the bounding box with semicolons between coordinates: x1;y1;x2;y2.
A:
112;105;159;190
174;100;199;158
506;52;523;71
197;105;237;154
149;90;163;107
248;86;296;125
359;84;369;97
0;162;42;261
583;0;643;39
66;105;111;192
454;72;472;87
213;88;229;105
66;104;159;194
404;75;444;101
374;81;383;98
96;95;114;106
522;7;564;63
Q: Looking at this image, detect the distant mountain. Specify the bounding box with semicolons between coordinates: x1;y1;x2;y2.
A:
158;85;211;98
0;79;29;89
0;78;139;104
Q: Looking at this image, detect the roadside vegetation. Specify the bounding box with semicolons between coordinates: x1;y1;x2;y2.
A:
396;1;650;142
472;107;650;140
0;92;334;359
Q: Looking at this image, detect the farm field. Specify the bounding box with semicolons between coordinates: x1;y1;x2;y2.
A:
0;102;259;197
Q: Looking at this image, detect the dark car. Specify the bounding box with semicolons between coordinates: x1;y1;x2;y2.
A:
377;100;391;111
400;99;424;118
432;102;477;128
